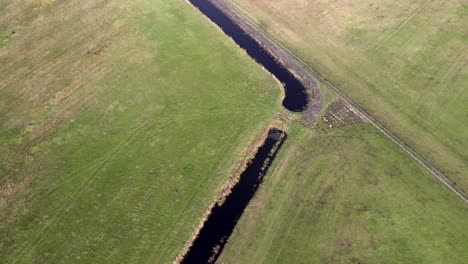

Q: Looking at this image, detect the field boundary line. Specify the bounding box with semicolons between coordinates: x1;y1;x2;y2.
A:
218;0;468;203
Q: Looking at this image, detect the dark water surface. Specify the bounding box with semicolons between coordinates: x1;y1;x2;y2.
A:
181;129;287;264
188;0;308;112
182;0;301;262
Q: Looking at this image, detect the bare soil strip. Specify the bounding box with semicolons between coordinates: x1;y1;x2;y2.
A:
219;0;467;203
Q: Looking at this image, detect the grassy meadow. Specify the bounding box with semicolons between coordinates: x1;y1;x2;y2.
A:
228;0;468;190
219;120;468;264
0;0;281;262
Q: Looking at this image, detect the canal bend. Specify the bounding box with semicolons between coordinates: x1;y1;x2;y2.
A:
181;0;311;262
188;0;308;112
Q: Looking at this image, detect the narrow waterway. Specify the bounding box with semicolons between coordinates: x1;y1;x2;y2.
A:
188;0;308;112
181;129;287;264
181;0;306;262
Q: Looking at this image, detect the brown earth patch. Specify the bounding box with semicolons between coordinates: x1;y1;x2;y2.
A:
298;99;367;133
0;179;28;210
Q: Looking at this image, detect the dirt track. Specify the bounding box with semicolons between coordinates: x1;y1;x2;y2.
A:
212;0;468;203
205;0;322;121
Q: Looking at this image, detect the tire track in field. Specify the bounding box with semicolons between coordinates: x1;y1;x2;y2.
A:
266;4;332;50
373;0;431;50
248;1;365;92
0;0;123;116
315;0;345;25
269;175;334;264
263;153;338;263
268;184;308;264
252;157;300;263
13;107;260;263
151;132;235;264
12;117;158;263
12;106;260;198
150;105;266;263
16;106;259;197
231;0;332;62
219;0;467;203
14;116;183;262
416;47;466;114
12;106;259;208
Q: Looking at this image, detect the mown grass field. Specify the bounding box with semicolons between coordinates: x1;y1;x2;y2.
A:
228;0;468;190
219;120;468;264
0;0;281;262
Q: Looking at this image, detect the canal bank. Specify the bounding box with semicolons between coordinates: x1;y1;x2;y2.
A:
203;0;322;121
175;0;324;262
180;128;287;264
186;0;322;115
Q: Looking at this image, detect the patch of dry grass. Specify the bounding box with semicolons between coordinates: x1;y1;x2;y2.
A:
229;0;468;189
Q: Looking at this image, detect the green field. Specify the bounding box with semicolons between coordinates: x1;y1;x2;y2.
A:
0;0;281;262
1;0;467;263
228;0;468;190
219;119;468;264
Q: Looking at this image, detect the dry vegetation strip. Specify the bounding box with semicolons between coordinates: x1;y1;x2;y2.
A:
228;0;468;190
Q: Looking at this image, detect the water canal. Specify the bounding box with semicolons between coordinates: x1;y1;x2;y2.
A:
181;129;287;264
188;0;308;112
181;0;311;262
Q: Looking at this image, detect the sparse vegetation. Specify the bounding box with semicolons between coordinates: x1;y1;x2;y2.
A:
0;31;10;48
